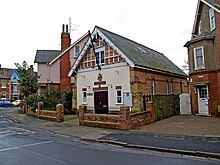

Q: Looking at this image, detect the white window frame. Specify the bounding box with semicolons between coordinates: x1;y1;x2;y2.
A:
193;46;205;70
152;80;155;95
82;91;87;104
75;46;80;58
165;81;169;95
1;81;6;88
198;20;202;35
209;8;216;31
95;47;105;65
116;90;123;104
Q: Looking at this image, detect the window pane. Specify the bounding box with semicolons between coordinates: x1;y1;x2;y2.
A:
194;47;204;68
95;52;100;65
101;51;105;63
75;46;80;57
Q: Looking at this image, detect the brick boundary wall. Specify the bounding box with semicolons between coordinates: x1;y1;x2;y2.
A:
79;105;152;130
22;103;64;122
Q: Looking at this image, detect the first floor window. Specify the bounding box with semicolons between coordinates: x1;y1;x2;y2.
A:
194;47;205;69
209;8;216;31
166;81;169;95
82;91;87;104
1;81;6;88
75;46;80;57
95;48;105;65
170;81;173;94
116;90;122;104
152;80;155;95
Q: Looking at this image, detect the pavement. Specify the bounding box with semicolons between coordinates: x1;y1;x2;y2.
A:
4;109;220;159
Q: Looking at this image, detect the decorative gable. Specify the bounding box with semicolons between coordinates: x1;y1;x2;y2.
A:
79;35;124;70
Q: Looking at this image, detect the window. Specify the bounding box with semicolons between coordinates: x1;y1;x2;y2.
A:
209;8;216;31
116;90;122;104
152;80;155;95
180;82;183;94
198;20;202;35
95;48;105;65
1;92;6;99
170;81;173;94
166;81;169;95
75;46;80;57
82;91;87;104
193;47;205;69
1;81;6;88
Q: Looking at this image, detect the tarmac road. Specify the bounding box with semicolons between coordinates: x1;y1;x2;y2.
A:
1;108;220;165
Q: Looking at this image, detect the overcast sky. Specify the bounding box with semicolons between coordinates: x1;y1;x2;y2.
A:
0;0;198;70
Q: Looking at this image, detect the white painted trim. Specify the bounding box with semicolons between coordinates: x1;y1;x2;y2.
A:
49;32;89;65
201;0;220;13
193;46;205;70
96;28;135;67
68;26;135;77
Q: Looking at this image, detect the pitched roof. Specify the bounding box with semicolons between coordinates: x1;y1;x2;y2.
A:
69;26;187;77
34;50;61;63
97;26;186;76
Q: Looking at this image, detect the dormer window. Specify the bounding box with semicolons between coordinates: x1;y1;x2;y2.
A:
209;8;216;31
198;20;202;35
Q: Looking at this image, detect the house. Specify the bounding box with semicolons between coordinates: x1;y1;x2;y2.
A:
68;26;188;114
34;24;89;95
184;0;220;116
0;64;20;100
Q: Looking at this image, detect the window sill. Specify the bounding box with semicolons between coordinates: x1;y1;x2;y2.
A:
194;66;205;71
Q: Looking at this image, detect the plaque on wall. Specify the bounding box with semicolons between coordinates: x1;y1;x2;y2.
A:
123;92;132;107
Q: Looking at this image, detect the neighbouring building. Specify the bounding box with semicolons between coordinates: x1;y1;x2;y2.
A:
68;26;188;114
0;64;20;100
34;24;89;95
184;0;220;116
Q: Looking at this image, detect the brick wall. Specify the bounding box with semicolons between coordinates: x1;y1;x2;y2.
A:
79;105;152;130
130;67;188;112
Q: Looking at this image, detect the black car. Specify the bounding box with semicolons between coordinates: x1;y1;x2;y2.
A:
0;101;13;108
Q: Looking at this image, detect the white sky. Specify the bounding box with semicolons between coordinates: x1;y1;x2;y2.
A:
0;0;198;70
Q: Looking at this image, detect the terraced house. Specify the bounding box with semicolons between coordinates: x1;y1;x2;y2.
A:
0;64;20;101
69;26;188;114
184;0;220;116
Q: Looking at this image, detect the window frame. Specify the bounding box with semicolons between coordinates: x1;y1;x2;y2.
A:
82;91;87;104
1;81;6;88
209;8;216;31
1;92;6;99
75;45;80;58
95;47;105;65
116;90;123;104
198;20;202;35
193;46;205;70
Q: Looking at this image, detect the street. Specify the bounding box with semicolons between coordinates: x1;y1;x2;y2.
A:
0;108;220;165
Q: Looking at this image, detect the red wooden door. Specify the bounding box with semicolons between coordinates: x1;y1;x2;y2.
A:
94;91;108;114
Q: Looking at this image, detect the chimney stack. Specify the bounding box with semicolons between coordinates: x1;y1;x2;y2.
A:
61;24;71;51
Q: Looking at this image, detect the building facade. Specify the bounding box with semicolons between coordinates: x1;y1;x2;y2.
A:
184;0;220;116
34;24;89;95
0;65;20;100
69;26;188;113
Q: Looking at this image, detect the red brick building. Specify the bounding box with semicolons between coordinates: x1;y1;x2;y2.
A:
184;0;220;116
0;65;20;101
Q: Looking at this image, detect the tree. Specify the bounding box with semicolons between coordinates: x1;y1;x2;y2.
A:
15;61;39;98
181;60;189;75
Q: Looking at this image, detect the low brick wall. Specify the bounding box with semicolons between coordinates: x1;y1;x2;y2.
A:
38;103;64;122
22;102;64;122
79;105;152;130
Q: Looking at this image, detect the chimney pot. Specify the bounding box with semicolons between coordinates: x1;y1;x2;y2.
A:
66;25;68;33
62;24;65;33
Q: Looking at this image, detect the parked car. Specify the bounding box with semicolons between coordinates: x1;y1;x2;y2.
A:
0;101;13;108
12;100;22;107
